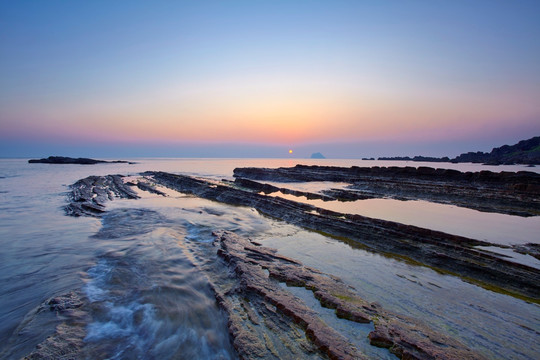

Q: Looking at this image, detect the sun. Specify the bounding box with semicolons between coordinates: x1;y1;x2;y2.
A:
288;149;293;154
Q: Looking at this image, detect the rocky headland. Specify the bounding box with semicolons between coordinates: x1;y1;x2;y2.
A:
28;156;133;165
378;136;540;165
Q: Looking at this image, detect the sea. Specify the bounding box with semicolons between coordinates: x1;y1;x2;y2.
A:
0;158;539;359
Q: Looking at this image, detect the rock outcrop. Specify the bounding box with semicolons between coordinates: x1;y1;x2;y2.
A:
28;156;133;165
23;292;87;360
452;136;540;165
378;156;450;162
310;152;326;159
213;231;486;360
147;171;540;301
65;175;139;216
378;136;540;165
233;165;540;216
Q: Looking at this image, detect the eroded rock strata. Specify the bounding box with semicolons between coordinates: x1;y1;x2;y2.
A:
65;175;139;217
147;171;540;300
233;165;540;216
58;172;538;359
213;230;485;360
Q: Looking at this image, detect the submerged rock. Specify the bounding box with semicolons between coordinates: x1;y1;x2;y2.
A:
23;292;88;360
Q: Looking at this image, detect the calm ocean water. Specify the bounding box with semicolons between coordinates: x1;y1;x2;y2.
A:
0;158;539;359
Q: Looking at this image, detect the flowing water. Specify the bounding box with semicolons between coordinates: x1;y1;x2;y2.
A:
0;158;539;359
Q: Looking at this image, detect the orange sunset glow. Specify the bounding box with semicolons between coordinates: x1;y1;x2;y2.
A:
0;1;539;158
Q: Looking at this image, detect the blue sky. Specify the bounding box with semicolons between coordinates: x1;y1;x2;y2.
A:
1;1;539;158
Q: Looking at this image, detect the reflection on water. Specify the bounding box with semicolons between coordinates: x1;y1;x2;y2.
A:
280;284;395;360
258;226;540;360
270;191;540;247
116;189;540;360
1;158;539;359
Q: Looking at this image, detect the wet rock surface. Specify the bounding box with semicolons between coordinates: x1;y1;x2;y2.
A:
53;170;540;359
513;243;540;261
213;231;485;360
235;177;335;201
128;178;168;196
233;165;540;216
23;292;88;360
64;175;139;216
148;171;540;301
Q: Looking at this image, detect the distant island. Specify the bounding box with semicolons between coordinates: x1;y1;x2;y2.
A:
310;152;326;159
28;156;134;165
379;136;540;165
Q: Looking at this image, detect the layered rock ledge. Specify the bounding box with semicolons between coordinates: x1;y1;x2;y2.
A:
233;165;540;216
147;171;540;301
213;230;485;360
65;175;139;216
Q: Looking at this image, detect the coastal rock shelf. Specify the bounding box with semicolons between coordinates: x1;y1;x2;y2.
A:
233;165;540;216
212;230;484;360
147;171;540;301
65;175;139;216
56;169;540;359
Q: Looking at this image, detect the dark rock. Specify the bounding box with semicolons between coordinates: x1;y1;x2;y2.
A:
132;179;167;196
24;292;88;360
65;175;139;217
28;156;134;165
378;156;450;162
451;136;540;165
513;243;540;261
235;177;335;201
233;165;540;216
148;171;540;301
378;136;540;165
46;292;83;313
378;156;412;161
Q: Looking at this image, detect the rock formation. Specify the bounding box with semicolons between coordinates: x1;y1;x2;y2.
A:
213;230;485;360
310;152;326;159
233;165;540;216
378;136;540;165
147;170;540;301
65;175;139;216
28;156;133;165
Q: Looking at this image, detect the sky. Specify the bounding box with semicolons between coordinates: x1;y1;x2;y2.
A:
1;1;539;158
